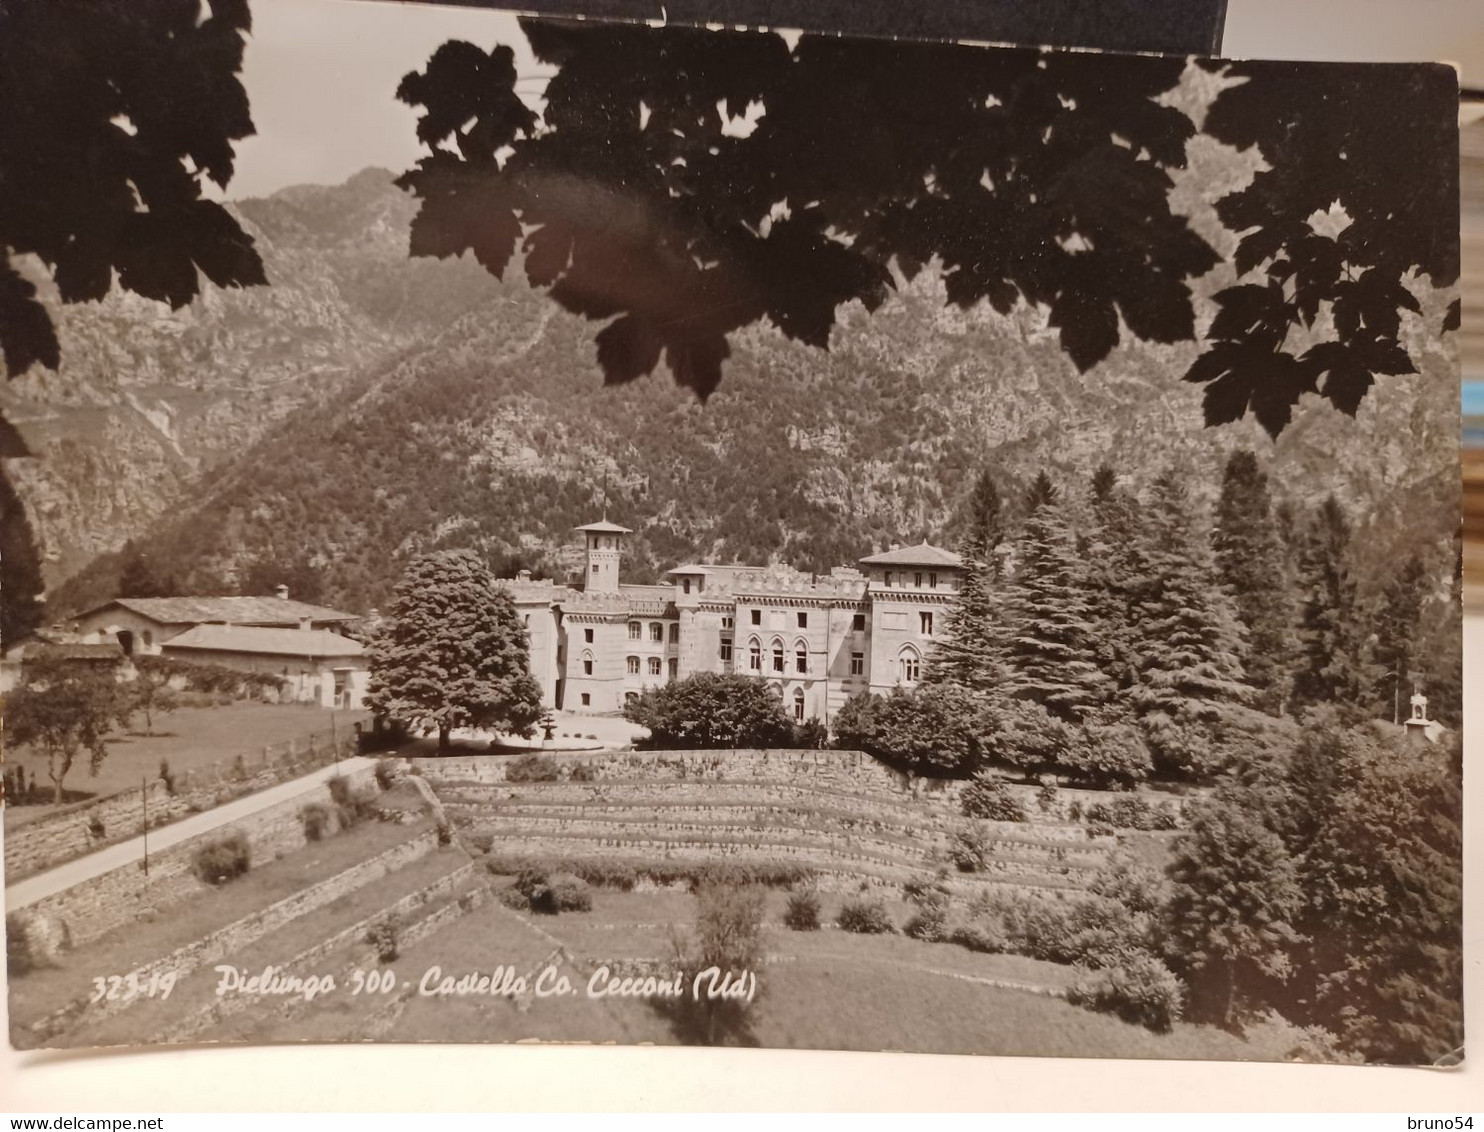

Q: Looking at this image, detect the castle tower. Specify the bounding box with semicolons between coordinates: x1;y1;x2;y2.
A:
575;519;632;594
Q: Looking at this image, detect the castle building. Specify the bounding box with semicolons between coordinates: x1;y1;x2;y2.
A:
507;520;963;725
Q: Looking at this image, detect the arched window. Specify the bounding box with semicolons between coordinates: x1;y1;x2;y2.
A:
792;688;806;721
794;638;809;675
628;621;641;640
668;658;678;680
748;638;762;672
581;650;595;676
771;639;785;674
626;656;640;675
141;630;153;650
650;622;664;642
898;646;921;684
648;657;662;676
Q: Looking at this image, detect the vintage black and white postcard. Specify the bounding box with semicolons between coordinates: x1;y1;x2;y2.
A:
0;0;1463;1066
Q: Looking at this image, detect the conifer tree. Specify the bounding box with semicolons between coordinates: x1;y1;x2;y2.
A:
1127;473;1250;774
1369;552;1427;723
1290;496;1375;714
928;470;1006;688
366;549;543;749
1001;473;1108;720
1083;467;1151;697
1213;450;1293;714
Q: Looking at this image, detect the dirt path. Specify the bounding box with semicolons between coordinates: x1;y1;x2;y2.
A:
4;756;377;912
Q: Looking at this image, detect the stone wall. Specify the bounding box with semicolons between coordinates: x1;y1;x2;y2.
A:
4;733;360;881
14;766;377;952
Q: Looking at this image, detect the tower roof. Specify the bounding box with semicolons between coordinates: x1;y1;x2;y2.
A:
574;520;633;535
858;542;963;568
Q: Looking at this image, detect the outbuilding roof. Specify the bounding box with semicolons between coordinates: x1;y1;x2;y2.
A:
160;625;365;659
574;520;633;535
858;542;963;568
78;596;361;627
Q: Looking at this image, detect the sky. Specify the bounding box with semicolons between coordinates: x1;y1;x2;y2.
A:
224;0;1484;200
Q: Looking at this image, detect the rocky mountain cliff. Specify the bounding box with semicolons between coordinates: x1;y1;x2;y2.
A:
9;169;1458;618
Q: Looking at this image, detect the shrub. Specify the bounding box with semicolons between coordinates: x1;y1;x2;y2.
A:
6;912;47;975
506;754;561;783
468;831;495;854
365;915;401;963
497;884;530;911
1067;954;1184;1032
837;897;895;935
949;920;1007;954
662;883;768;1045
904;903;950;942
193;831;251;885
987;893;1081;964
300;802;333;842
569;762;598;782
1084;795;1179;831
1036;779;1059;814
159;758;177;795
327;775;353;807
373;758;398;791
783;886;821;931
948;822;992;873
436;819;453;846
515;867;558;914
549;873;593;912
960;774;1026;822
87;813;106;841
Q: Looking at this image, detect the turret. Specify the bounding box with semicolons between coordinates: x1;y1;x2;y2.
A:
574;519;631;594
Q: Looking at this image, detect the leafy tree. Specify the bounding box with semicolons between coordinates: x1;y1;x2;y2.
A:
624;672;793;749
1292;723;1462;1064
1188;61;1459;435
0;0;265;378
1127;472;1250;774
1290;496;1375;715
128;657;180;736
831;684;992;777
1164;791;1305;1028
6;653;131;802
1002;479;1108;721
365;550;543;749
1213;450;1293;714
396;22;1454;432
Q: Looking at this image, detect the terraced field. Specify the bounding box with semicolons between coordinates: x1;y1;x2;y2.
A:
12;747;1297;1059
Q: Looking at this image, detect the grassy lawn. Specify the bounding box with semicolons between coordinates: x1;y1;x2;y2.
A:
5;703;369;825
9;810;433;1040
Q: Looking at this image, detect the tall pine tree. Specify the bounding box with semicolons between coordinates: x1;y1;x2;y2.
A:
927;470;1006;689
1127;472;1250;775
1213;450;1293;715
1369;552;1427;723
1290;496;1375;715
1001;473;1108;720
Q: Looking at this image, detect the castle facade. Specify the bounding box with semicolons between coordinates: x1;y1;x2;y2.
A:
507;520;963;725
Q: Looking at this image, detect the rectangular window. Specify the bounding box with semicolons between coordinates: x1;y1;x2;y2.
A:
795;648;808;674
580;693;591;707
650;623;664;642
591;564;599;575
669;624;679;644
722;616;734;630
668;658;678;679
720;639;733;663
584;628;594;644
915;572;923;588
649;657;662;676
920;611;934;636
682;578;691;594
929;573;938;589
797;611;808;629
772;647;785;674
583;659;593;675
627;656;640;674
628;622;641;640
852;613;866;632
885;571;893;587
749;643;762;671
750;609;761;626
850;652;864;676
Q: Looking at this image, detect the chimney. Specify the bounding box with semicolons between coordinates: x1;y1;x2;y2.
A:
517;569;533;582
299;616;313;632
275;584;290;601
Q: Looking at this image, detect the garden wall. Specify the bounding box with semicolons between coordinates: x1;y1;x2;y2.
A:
11;766;377;953
3;732;360;881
